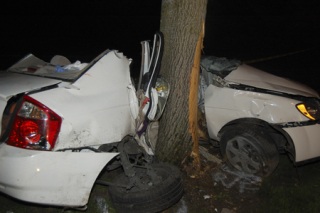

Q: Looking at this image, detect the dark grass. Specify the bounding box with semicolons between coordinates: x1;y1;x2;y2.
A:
245;155;320;213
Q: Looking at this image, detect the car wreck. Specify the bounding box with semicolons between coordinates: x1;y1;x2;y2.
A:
0;32;183;213
199;55;320;176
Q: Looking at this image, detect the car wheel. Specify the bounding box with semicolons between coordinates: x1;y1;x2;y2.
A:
108;163;183;213
220;125;279;177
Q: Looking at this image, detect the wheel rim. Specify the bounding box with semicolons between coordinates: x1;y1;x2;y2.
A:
225;135;264;174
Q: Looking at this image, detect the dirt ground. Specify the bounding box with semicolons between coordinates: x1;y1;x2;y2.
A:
164;142;261;213
165;141;320;213
1;141;320;213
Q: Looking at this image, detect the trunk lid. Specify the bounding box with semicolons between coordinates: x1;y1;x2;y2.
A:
0;72;61;140
0;72;61;101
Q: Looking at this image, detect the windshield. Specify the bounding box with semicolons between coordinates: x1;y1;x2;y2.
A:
7;50;109;82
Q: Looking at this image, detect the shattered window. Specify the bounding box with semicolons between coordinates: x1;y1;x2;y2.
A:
8;54;89;81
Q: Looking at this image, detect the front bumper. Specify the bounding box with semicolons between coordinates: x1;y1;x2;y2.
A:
0;143;118;206
284;123;320;162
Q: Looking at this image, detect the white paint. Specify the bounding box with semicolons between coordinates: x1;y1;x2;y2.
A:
204;63;320;163
204;85;306;138
30;51;136;149
0;144;118;206
0;72;61;101
225;64;319;97
0;50;135;206
283;124;320;162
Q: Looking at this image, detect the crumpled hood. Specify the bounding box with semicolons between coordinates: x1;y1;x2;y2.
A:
0;72;61;101
225;64;319;98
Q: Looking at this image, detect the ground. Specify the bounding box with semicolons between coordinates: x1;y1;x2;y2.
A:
165;142;262;213
166;142;320;213
1;142;320;213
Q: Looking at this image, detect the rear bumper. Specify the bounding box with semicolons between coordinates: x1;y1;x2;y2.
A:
0;143;118;207
284;123;320;162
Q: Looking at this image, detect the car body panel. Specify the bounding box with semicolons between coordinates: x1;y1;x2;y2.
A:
201;58;320;164
283;124;320;162
0;50;137;206
0;73;62;134
204;84;308;139
0;143;118;206
29;51;138;149
0;72;61;101
225;64;319;98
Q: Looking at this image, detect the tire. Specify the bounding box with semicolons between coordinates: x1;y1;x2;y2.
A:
220;125;279;177
108;163;184;213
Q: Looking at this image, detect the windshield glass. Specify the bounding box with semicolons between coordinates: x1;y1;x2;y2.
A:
7;50;109;81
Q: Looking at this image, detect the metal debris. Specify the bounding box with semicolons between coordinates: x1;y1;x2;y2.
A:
212;164;262;193
199;145;222;164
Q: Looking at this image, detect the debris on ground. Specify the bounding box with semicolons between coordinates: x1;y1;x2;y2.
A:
213;164;262;193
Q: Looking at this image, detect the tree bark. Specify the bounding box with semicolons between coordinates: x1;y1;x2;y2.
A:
156;0;207;167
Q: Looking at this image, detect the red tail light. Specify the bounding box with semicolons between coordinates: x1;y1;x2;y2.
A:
6;95;62;151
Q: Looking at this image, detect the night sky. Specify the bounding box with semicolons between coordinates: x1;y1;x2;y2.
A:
1;0;319;91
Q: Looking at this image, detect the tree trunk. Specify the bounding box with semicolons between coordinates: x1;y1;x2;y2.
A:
156;0;207;167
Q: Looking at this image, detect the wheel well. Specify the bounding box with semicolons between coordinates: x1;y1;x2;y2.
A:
218;118;295;159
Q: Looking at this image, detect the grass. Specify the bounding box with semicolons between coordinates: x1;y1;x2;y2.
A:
253;155;320;213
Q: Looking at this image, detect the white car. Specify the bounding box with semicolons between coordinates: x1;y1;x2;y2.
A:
199;56;320;176
0;32;183;213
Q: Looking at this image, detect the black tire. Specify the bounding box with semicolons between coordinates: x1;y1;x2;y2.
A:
108;163;183;213
220;125;279;177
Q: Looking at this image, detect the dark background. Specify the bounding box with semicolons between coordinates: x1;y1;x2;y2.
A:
1;0;319;91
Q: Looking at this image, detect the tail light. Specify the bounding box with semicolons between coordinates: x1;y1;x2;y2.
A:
6;95;62;151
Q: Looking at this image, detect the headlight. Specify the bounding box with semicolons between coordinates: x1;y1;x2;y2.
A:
296;100;320;120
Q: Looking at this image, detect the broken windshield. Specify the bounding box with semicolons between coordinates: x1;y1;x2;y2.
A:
7;50;110;82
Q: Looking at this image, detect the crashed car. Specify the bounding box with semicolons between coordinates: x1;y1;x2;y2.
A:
199;56;320;176
0;32;183;212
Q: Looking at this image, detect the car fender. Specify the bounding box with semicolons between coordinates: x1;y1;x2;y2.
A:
204;84;309;140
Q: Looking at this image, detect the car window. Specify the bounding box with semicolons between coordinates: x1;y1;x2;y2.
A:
7;50;110;82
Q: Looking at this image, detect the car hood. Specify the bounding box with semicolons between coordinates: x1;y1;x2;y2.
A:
225;64;319;98
0;72;61;101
